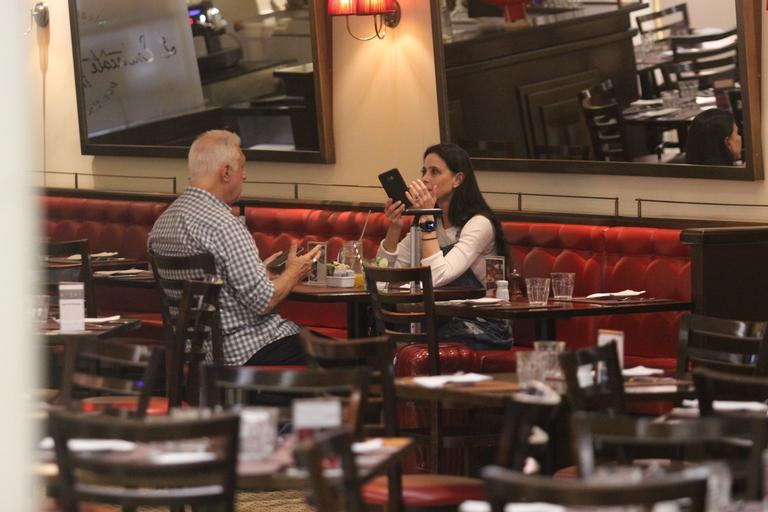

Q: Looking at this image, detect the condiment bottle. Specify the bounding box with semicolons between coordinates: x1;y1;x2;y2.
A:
508;268;524;297
495;279;510;301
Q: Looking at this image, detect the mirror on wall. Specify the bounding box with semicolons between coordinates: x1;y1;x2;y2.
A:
431;0;761;180
68;0;334;163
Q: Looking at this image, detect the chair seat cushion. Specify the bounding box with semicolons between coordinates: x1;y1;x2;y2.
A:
80;396;171;416
362;474;485;506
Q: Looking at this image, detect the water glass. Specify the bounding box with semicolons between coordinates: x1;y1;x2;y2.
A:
525;277;550;306
678;79;699;104
534;341;566;379
550;272;575;300
239;407;279;461
33;295;50;327
661;89;681;108
516;351;547;385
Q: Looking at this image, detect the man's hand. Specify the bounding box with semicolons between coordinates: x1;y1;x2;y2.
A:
262;250;283;279
284;242;323;281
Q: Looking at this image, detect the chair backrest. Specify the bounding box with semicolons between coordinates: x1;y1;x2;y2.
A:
533;144;590;161
299;330;398;437
294;429;365;512
496;386;561;474
203;365;370;437
482;465;707;512
667;28;739;89
46;239;96;317
363;265;441;375
558;341;625;413
693;366;768;415
676;313;768;377
636;3;690;39
578;80;628;162
49;409;239;512
57;335;163;419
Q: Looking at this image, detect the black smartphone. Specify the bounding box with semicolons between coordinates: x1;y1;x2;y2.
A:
378;168;412;208
266;246;305;270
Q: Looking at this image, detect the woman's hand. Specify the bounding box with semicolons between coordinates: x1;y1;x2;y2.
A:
406;179;437;209
384;198;406;229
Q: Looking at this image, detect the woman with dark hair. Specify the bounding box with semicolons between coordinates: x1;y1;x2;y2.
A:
685;109;742;166
377;143;511;347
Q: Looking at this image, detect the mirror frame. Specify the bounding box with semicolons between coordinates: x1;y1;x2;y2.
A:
68;0;334;163
430;0;762;180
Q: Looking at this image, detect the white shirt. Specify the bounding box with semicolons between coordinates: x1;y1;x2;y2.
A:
376;214;497;287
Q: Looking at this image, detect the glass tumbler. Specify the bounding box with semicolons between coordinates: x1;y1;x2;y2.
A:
516;351;547;386
550;272;575;300
525;277;550;306
534;340;566;379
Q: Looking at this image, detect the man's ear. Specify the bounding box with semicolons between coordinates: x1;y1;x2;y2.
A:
220;164;231;182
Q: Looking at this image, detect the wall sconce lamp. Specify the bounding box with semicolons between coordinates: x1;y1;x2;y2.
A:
328;0;401;41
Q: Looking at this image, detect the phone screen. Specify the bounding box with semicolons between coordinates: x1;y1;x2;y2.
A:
378;168;412;207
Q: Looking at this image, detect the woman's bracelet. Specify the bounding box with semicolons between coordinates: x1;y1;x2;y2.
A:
421;236;438;241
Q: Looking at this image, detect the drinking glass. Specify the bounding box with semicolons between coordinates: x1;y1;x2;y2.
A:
678;78;699;104
550;272;575;300
534;340;566;379
239;407;279;461
525;277;550;306
338;241;364;287
516;351;547;385
661;89;681;108
33;295;50;328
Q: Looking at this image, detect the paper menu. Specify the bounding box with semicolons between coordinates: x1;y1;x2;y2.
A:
59;282;85;332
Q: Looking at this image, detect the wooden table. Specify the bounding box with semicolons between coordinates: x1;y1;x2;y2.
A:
395;373;696;409
39;318;142;345
289;284;485;338
435;296;693;340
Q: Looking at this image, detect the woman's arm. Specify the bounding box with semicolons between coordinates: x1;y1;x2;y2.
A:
421;215;495;287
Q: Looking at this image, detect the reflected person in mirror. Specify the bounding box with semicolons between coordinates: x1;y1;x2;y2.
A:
148;130;321;366
377;143;513;349
685;109;743;166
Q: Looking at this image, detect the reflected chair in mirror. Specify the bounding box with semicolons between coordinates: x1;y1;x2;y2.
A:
49;408;239;512
533;145;590;161
558;341;625;413
635;3;690;40
299;330;486;511
676;313;768;378
149;251;223;407
57;336;164;418
662;29;739;93
46;239;96;317
570;411;766;500
203;365;370;436
482;465;708;512
294;429;365;512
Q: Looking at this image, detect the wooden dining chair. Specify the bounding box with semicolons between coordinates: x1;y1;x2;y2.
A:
46;239;96;317
558;341;625;413
635;3;690;40
571;411;767;500
363;265;441;375
578;80;628;162
203;365;371;436
57;335;164;418
294;429;366;512
676;313;768;377
49;408;240;512
299;330;486;511
482;465;708;512
693;366;768;416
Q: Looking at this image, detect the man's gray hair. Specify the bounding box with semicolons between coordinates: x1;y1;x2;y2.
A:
188;130;242;180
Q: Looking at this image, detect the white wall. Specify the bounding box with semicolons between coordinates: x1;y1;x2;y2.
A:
36;1;768;222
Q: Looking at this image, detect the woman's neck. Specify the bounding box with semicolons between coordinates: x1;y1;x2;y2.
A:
437;198;453;228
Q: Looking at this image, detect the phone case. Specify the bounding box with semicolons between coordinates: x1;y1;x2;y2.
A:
378;168;412;207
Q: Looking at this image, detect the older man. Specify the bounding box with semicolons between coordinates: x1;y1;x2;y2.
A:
148;130;321;365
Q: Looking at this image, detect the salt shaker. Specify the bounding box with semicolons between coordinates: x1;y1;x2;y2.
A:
495;279;510;301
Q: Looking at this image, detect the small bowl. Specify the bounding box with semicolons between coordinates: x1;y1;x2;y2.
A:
327;275;355;288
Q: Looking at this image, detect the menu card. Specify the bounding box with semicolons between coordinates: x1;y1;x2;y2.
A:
307;242;327;285
59;282;85;332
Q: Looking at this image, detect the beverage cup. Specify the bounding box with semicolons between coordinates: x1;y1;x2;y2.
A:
33;295;50;328
534;340;566;379
516;351;547;386
525;277;550;306
239;407;279;461
661;89;680;108
550;272;575;300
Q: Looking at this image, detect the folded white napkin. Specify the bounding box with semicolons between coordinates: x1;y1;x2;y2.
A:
93;268;145;277
150;452;216;465
622;366;664;377
39;437;136;452
460;500;564;512
630;98;664;107
413;372;492;389
447;297;502;305
682;399;768;412
84;315;121;323
67;252;118;260
352;438;384;454
586;290;646;299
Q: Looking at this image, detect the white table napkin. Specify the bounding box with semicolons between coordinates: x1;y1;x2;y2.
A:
623;366;665;377
586;290;646;299
39;437;136;452
84;315;121;323
682;399;768;412
93;268;145;277
413;372;492;389
67;252;118;260
352;438;383;454
150;452;216;464
459;501;564;512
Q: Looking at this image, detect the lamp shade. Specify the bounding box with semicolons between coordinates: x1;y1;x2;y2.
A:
328;0;356;15
356;0;397;15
